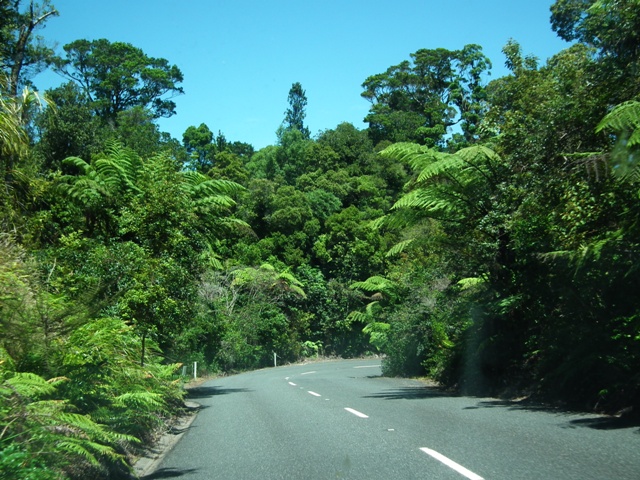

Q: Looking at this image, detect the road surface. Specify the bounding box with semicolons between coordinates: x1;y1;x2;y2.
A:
145;359;640;479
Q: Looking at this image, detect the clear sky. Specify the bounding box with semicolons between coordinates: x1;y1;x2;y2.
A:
33;0;570;150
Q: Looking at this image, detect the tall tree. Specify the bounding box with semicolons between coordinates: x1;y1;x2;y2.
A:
282;81;310;139
53;38;184;122
361;45;492;149
182;123;215;172
550;0;640;63
0;0;58;96
34;81;105;171
550;0;640;101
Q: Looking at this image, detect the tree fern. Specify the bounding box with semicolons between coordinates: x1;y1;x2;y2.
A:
362;321;391;352
4;372;58;398
113;391;163;409
61;141;144;201
596;100;640;183
350;275;398;299
377;141;503;256
385;238;416;257
380;142;439;171
230;263;306;299
1;365;138;478
596;100;640;147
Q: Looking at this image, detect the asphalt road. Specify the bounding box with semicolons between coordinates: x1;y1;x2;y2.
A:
145;359;640;480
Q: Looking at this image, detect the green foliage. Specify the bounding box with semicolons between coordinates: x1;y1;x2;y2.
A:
195;263;309;370
0;348;139;479
362;321;390;352
597;100;640;182
57;317;184;439
282;82;310;139
34;82;106;171
551;0;640;68
53;38;184;121
0;0;58;96
361;45;492;148
313;205;386;281
4;11;640;473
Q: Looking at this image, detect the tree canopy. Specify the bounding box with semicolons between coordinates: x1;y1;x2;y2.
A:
53;38;184;121
361;44;491;148
0;0;58;95
2;2;640;476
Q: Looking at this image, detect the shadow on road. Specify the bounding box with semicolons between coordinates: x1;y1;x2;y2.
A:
466;399;640;431
364;386;447;400
141;467;199;478
186;386;253;399
366;387;640;432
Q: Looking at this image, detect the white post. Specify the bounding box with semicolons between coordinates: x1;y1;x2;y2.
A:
273;352;277;367
193;361;197;380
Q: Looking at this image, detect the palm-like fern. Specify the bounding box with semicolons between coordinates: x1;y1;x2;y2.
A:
179;169;248;240
58;141;145;238
347;276;399;352
231;263;306;300
378;142;503;255
596;100;640;183
0;80;28;160
350;275;398;300
1;353;138;478
60;141;143;205
596;100;640;148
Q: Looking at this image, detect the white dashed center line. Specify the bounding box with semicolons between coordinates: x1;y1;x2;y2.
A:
307;391;322;397
420;448;484;480
300;371;316;375
288;382;297;386
344;407;369;418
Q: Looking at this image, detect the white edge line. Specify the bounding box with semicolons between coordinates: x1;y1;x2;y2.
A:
288;382;297;386
353;365;380;369
344;407;369;418
308;391;321;397
420;448;484;480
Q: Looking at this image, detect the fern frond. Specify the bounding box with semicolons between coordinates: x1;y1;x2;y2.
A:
368;215;388;230
62;156;92;174
415;153;464;182
5;372;56;398
350;276;396;297
381;142;438;170
55;440;102;467
392;189;458;215
58;412;139;444
193;196;237;210
362;321;390;334
456;145;501;164
277;270;303;287
346;311;370;323
364;300;381;316
456;277;486;290
386;239;415;257
180;175;245;197
113;391;163;409
597;101;640;147
287;284;307;299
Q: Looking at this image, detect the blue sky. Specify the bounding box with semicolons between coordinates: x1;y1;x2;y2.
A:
33;0;570;149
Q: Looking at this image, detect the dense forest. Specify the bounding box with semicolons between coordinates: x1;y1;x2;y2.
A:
2;0;639;478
